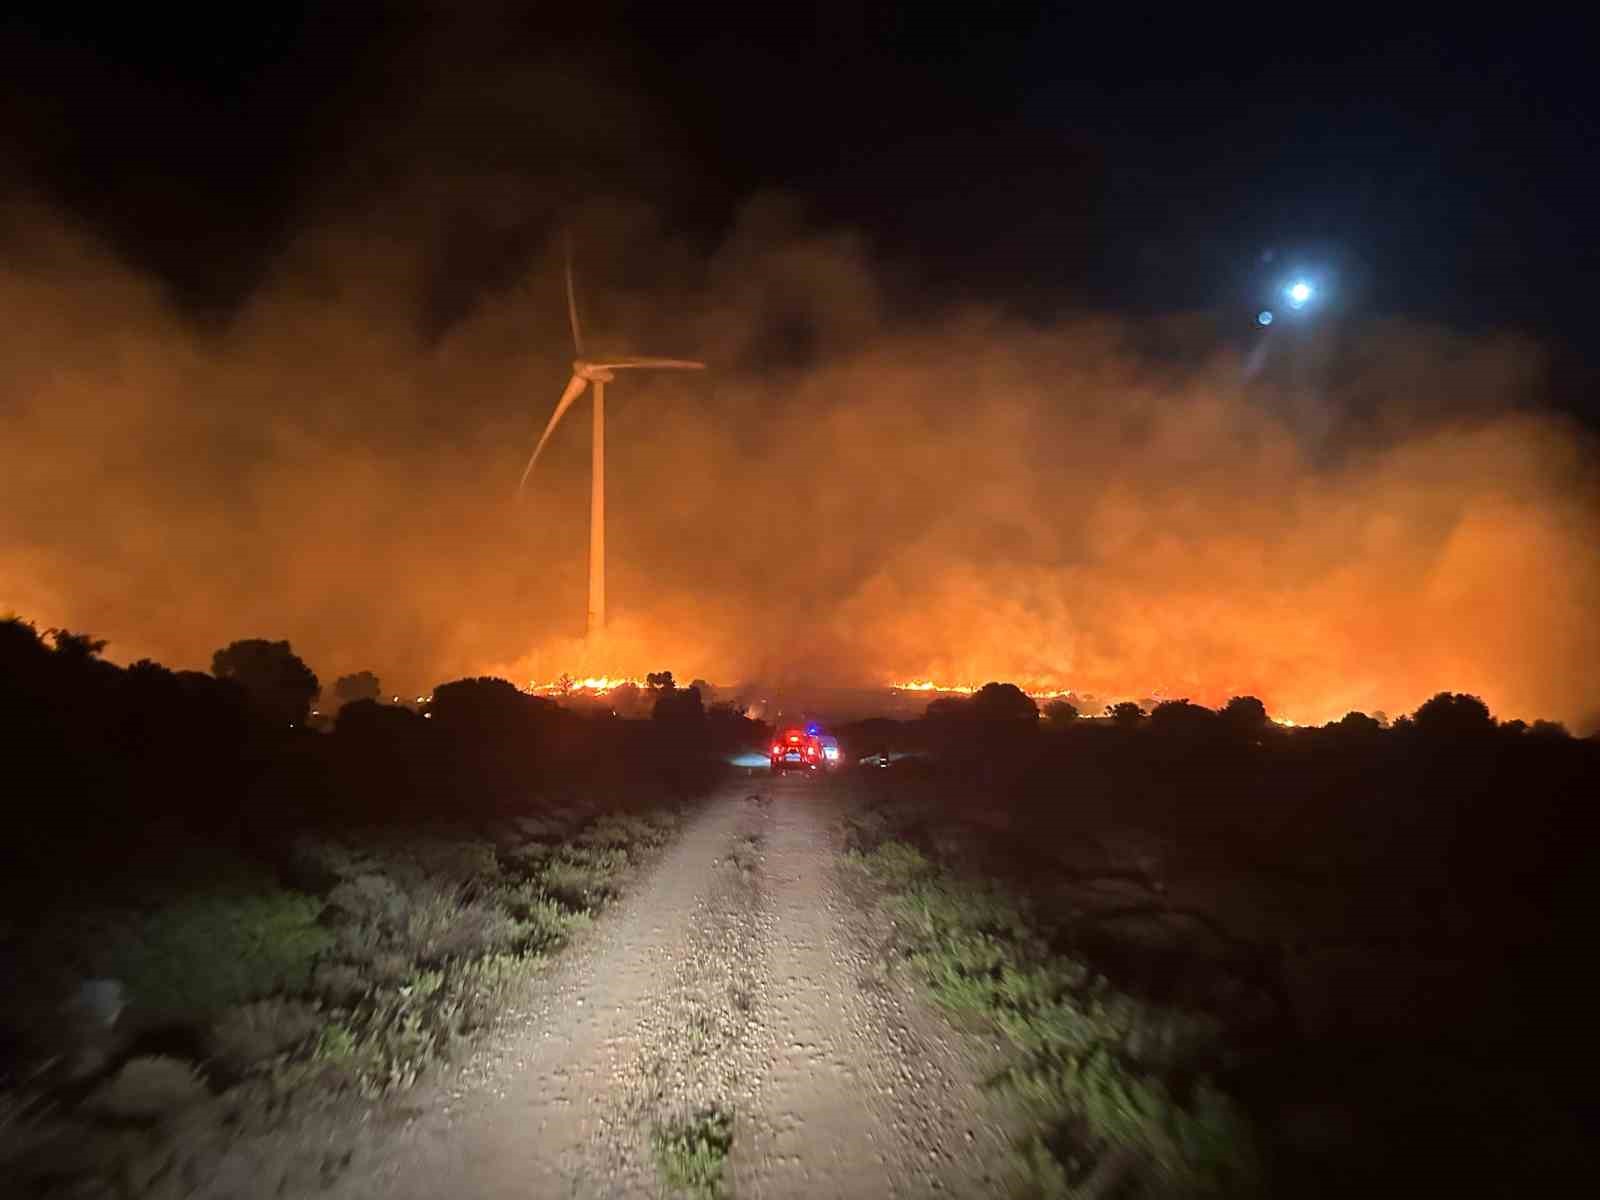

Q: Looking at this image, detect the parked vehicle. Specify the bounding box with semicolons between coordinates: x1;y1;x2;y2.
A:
770;727;824;773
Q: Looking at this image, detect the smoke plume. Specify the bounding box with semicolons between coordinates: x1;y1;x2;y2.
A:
2;34;1596;731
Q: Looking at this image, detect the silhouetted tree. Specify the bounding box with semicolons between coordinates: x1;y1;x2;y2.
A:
689;678;715;704
925;696;971;721
1219;695;1270;735
48;628;108;661
653;684;705;734
1333;710;1382;736
1043;699;1079;726
920;696;974;754
211;639;319;728
1529;719;1571;740
0;618;51;701
706;702;764;753
334;697;419;739
332;670;381;707
1106;701;1146;727
1413;691;1494;737
649;684;709;792
1149;699;1215;728
646;671;676;691
972;682;1039;724
0;614;42;651
327;699;434;819
429;676;530;737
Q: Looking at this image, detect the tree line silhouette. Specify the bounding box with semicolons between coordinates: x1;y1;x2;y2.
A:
0;617;763;876
849;682;1593;895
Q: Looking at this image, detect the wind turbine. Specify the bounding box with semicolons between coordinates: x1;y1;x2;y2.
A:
518;243;704;635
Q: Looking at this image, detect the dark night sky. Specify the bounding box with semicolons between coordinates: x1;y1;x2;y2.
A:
3;5;1596;420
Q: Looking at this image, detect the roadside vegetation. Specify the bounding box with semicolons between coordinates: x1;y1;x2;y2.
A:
652;1104;735;1198
2;808;676;1194
0;615;760;1196
847;832;1258;1197
841;685;1595;1196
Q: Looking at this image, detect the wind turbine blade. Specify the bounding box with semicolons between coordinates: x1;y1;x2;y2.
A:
589;357;706;371
565;235;584;357
517;373;588;497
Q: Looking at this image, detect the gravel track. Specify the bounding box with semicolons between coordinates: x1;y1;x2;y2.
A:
307;777;1012;1198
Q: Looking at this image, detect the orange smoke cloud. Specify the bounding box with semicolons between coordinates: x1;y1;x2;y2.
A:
2;176;1597;732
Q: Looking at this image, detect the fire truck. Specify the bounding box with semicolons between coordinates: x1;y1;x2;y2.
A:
769;724;839;773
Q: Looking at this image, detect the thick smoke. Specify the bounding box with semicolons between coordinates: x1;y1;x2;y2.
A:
2;39;1596;731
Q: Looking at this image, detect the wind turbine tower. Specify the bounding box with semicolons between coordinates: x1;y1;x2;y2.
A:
519;243;704;635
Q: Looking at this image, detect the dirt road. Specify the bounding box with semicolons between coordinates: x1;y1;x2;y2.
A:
295;777;1012;1198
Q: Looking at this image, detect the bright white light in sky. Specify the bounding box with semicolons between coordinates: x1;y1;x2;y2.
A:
1286;280;1313;308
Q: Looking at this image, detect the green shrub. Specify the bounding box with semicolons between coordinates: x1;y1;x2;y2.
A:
314;1022;358;1063
498;885;592;952
326;873;408;926
653;1105;735;1197
387;838;501;890
60;888;332;1019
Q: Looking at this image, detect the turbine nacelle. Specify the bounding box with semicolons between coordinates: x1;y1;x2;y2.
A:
574;361;615;383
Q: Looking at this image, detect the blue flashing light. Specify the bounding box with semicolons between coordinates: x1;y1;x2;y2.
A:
1257;310;1273;326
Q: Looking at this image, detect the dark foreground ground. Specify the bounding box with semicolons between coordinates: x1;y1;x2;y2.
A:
9;759;1590;1197
4;777;1022;1198
842;742;1596;1198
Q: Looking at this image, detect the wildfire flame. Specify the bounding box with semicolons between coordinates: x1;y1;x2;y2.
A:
890;680;1081;701
508;673;1424;730
526;675;655;696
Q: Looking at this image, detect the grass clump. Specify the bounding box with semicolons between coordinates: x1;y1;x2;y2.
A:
535;846;628;911
854;840;1259;1198
652;1105;735;1197
498;886;593;953
208;997;324;1078
576;812;668;851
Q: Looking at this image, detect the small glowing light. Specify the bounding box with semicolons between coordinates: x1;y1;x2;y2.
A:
1285;280;1313;308
1257;310;1273;326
